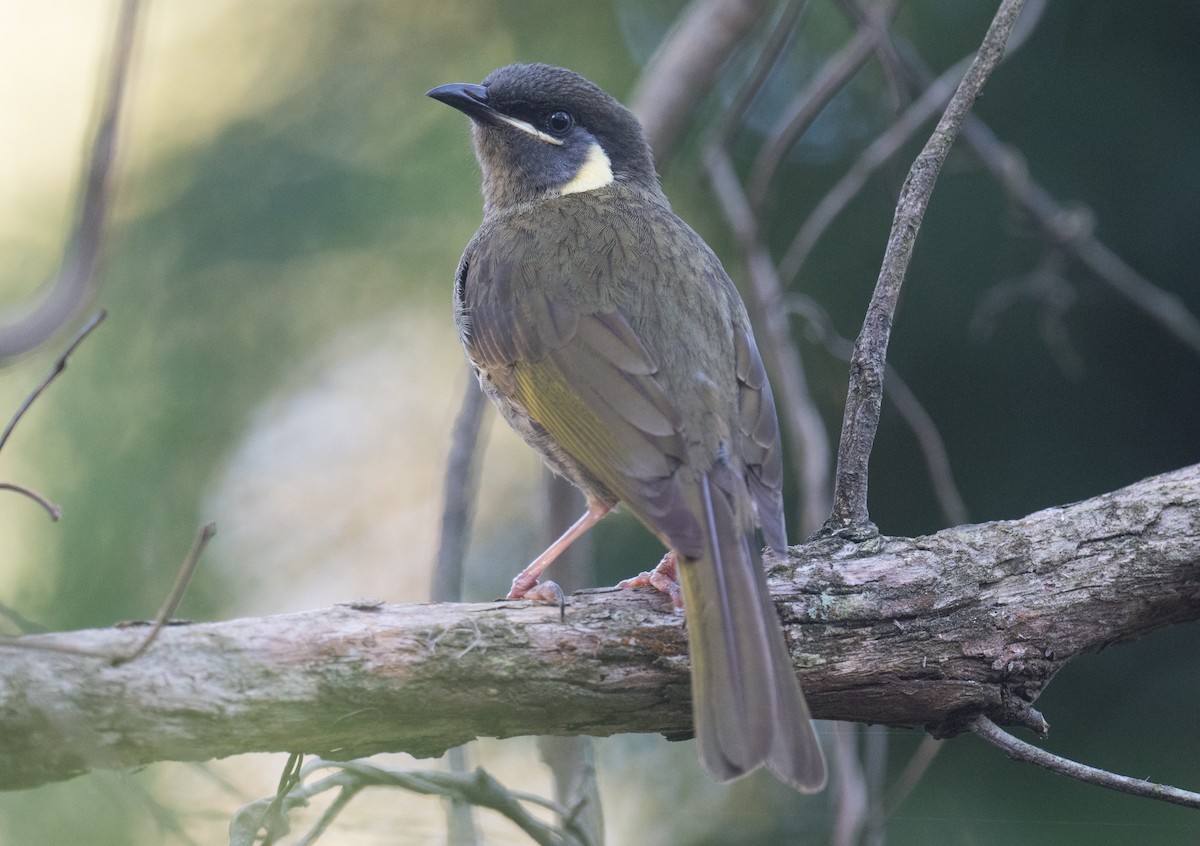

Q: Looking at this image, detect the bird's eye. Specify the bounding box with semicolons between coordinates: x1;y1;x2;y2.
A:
545;110;574;136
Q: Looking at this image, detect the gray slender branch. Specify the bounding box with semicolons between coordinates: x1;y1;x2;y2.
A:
971;716;1200;811
430;371;489;844
0;0;140;360
825;0;1027;534
629;0;777;162
0;310;107;520
1;461;1196;792
431;373;489;603
748;0;901;215
710;0;812;151
778;51;970;287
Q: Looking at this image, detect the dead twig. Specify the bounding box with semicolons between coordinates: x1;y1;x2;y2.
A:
0;309;107;518
748;0;902;216
0;310;108;455
971;716;1200;810
111;521;217;665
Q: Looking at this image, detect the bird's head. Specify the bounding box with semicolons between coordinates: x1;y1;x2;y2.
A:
428;63;662;213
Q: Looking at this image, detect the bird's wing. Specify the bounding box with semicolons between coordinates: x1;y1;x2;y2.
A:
732;324;787;553
459;237;704;558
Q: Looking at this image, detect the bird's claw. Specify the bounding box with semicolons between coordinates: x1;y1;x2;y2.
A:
506;580;566;619
617;552;683;608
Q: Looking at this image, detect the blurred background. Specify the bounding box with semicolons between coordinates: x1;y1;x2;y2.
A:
0;0;1198;843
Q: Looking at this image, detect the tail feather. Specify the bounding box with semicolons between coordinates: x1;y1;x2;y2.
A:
677;474;827;791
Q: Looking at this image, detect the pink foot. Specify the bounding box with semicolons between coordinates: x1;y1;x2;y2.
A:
508;579;564;605
617;552;683;607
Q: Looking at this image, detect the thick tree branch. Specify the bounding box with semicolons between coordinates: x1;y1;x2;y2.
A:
1;463;1197;791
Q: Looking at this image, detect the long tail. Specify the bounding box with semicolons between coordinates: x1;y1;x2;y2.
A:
676;474;827;792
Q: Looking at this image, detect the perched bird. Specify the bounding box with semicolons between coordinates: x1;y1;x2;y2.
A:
427;63;826;792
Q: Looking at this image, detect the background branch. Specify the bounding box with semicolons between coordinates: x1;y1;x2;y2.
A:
2;462;1196;792
0;0;139;360
970;716;1200;810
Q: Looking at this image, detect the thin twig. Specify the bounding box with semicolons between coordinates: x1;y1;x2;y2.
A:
111;521;216;665
830;722;868;846
863;723;889;846
971;716;1200;810
0;310;108;454
782;0;1046;286
0;0;141;359
747;0;902;215
0;483;63;521
294;785;358;846
233;759;585;846
778;52;970;286
431;372;489;603
958;113;1200;358
0;602;47;635
0;518;213;661
629;0;778;163
0;309;106;519
825;0;1027;534
710;0;812;151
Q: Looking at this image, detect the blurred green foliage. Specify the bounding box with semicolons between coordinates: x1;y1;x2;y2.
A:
0;0;1197;843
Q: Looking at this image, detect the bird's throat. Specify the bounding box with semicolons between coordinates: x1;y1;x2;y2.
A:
559;142;614;196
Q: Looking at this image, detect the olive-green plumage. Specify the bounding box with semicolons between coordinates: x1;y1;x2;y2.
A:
429;63;826;791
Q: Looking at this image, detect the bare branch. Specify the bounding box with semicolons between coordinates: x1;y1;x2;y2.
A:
883;735;943;816
111;522;216;665
432;373;489;603
971;716;1200;811
826;0;1027;534
849;5;1199;361
0;309;107;519
629;0;777;161
0;483;63;521
0;310;107;455
0;0;140;360
1;462;1196;791
748;0;902;216
710;0;813;151
957;116;1200;358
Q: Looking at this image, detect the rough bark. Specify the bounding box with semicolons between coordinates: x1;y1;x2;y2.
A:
1;463;1197;791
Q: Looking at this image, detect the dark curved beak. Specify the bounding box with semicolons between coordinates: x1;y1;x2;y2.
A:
426;82;495;123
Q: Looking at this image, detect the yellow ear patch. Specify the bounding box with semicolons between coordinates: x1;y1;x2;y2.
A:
560;142;614;196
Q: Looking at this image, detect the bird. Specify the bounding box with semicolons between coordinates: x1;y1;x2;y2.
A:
427;63;826;792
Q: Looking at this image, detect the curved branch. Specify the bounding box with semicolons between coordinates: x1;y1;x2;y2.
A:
970;716;1200;810
629;0;776;161
0;0;139;360
1;463;1197;792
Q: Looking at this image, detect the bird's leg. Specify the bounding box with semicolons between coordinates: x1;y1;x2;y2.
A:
617;550;683;608
507;503;611;600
